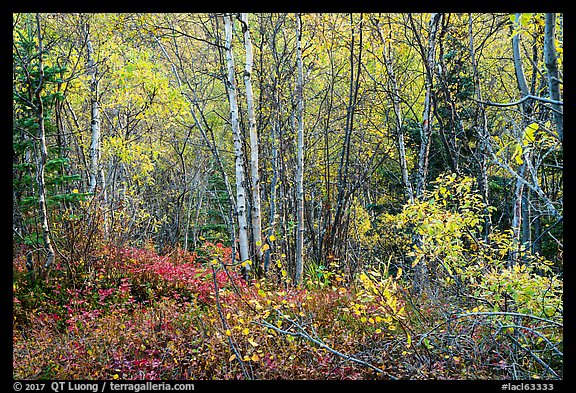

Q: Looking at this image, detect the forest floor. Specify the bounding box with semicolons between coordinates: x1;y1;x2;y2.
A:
12;242;558;380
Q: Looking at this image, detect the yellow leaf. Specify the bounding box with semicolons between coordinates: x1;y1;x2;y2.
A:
72;189;79;194
113;374;119;380
251;353;260;362
513;144;524;165
229;354;236;362
524;122;538;143
248;339;259;347
242;328;250;335
269;235;276;242
396;267;403;279
261;244;270;252
225;329;232;336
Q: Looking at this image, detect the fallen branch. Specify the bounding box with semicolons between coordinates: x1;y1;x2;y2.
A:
258;309;398;380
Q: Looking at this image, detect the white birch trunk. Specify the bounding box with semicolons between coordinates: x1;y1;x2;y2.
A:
224;14;251;266
294;13;305;285
240;13;263;266
86;25;101;195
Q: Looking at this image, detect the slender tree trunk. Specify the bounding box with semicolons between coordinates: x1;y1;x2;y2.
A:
34;13;56;273
85;22;100;195
224;14;251;269
294;13;305;286
240;13;263;271
543;13;563;142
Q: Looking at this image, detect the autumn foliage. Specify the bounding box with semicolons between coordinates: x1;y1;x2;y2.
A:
13;219;562;380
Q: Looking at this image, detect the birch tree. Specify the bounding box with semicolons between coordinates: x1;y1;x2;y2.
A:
224;13;251;268
294;13;305;286
85;20;101;195
239;13;263;269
